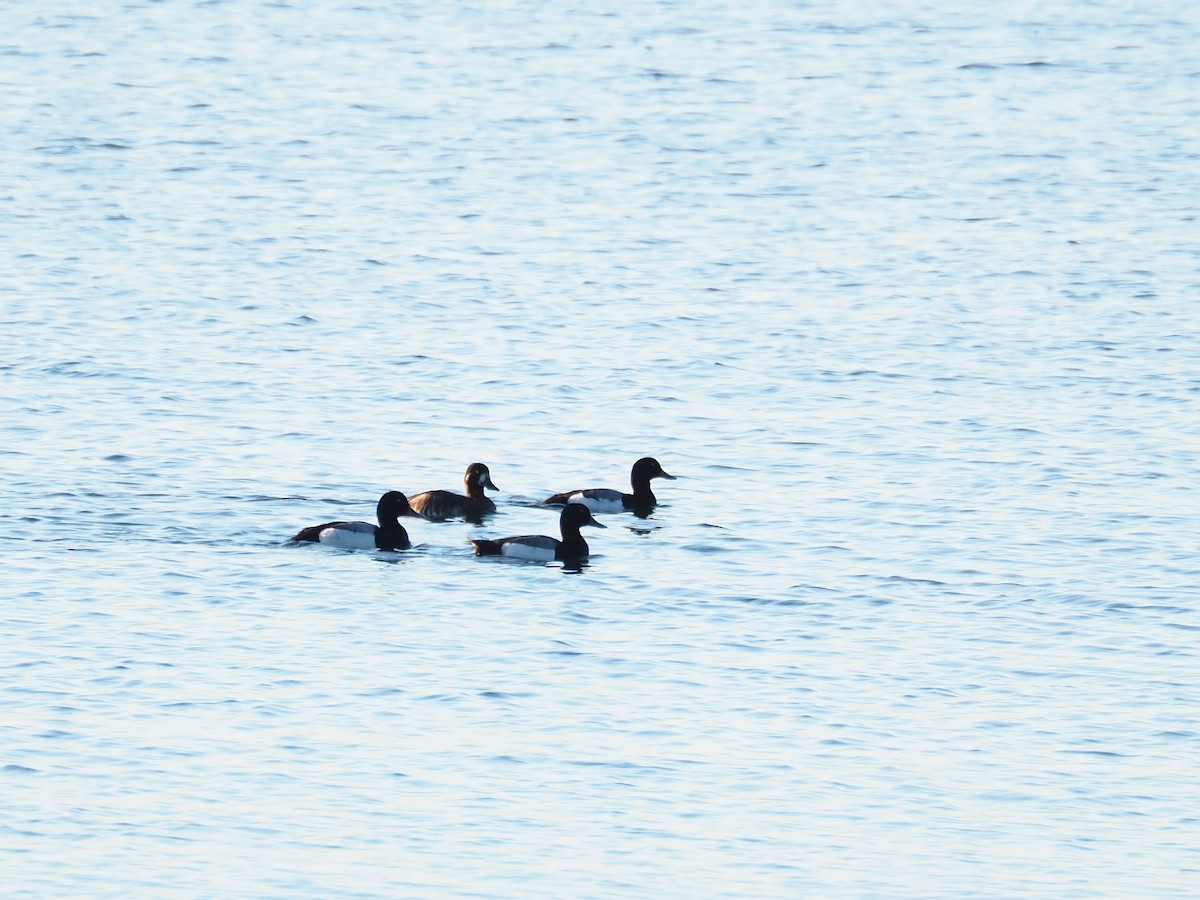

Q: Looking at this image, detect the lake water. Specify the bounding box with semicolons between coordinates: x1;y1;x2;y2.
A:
3;1;1198;896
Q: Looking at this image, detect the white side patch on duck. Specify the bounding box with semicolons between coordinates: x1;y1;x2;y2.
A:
499;539;557;562
569;489;624;513
319;523;378;550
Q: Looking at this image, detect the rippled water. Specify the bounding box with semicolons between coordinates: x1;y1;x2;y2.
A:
3;1;1198;896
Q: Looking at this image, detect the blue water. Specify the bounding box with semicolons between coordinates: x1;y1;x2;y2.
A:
3;1;1199;896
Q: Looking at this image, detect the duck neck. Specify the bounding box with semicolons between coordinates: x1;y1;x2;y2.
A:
559;520;590;556
377;503;400;529
560;532;589;556
629;475;657;502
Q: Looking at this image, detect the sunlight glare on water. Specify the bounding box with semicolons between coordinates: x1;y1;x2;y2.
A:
2;1;1198;896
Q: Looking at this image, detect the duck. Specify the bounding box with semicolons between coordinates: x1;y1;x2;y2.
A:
471;502;606;562
408;462;499;521
543;456;676;514
290;491;425;551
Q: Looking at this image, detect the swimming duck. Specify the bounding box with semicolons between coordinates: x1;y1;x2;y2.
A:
543;456;676;513
471;502;606;561
408;462;499;521
291;491;425;551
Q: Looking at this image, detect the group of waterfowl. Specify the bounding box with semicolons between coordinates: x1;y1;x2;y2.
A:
289;456;676;563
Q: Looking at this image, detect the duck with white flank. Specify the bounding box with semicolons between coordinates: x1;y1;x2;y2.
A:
291;491;425;551
471;502;606;562
543;456;676;514
408;462;499;522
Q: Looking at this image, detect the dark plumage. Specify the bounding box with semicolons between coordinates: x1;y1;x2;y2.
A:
408;462;499;521
291;491;425;551
471;502;606;562
543;456;676;514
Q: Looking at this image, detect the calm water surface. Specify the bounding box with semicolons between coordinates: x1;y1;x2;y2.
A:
3;1;1198;896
